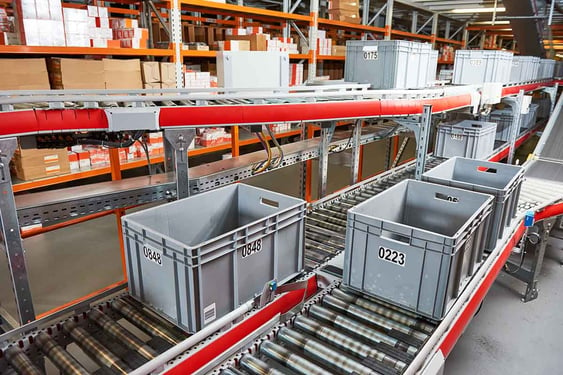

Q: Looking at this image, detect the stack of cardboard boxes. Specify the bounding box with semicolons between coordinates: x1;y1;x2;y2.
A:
290;63;304;86
0;58;51;90
18;0;65;46
317;30;333;56
103;58;143;89
0;8;18;45
141;62;177;91
110;18;149;49
198;128;231;147
48;58;105;89
12;147;70;181
86;6;115;48
328;0;360;24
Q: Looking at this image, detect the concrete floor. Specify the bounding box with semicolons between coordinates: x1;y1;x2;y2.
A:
2;137;562;373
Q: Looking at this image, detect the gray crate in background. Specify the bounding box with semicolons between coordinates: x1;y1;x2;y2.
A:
122;183;305;333
422;157;524;253
486;103;540;141
509;56;540;83
427;50;439;84
533;96;552;119
217;51;289;89
522;104;539;130
344;40;434;89
452;50;513;84
555;61;563;78
343;179;493;320
434;120;496;159
538;59;555;79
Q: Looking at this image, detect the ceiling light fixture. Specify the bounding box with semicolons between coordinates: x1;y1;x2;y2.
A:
450;7;506;13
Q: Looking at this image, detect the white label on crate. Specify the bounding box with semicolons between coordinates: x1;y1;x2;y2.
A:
203;303;216;324
378;246;405;267
450;133;464;141
241;239;262;258
362;46;378;60
469;59;483;66
142;244;163;266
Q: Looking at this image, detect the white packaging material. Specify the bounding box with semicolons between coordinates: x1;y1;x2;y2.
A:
87;5;99;17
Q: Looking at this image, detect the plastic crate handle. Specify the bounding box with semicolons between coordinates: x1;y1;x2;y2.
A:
260;197;279;208
476;166;497;173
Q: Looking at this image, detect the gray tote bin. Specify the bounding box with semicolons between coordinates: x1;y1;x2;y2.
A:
452;50;513;84
344;40;433;89
343;180;493;320
434;120;496;159
422;157;524;253
122;183;305;333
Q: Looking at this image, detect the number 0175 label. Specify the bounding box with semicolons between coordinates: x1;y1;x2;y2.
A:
378;246;405;267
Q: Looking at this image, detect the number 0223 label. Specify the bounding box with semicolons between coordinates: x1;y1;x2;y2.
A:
378;246;406;266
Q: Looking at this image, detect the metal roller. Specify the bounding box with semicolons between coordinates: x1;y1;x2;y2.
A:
239;354;286;375
35;332;89;375
63;320;131;375
332;289;434;334
308;304;417;355
322;295;428;342
308;212;347;226
88;308;158;360
314;208;347;220
4;346;43;375
293;315;406;372
305;233;345;250
277;327;378;375
306;216;346;233
111;298;181;346
121;296;188;338
260;340;331;375
221;367;247;375
305;224;346;240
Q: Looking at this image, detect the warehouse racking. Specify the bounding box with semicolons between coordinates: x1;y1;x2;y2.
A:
0;1;563;374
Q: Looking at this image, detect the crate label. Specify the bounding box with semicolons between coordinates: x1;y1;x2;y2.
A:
378;246;405;267
450;133;464;141
469;59;483;66
203;303;216;324
142;244;163;266
241;239;262;258
362;45;378;60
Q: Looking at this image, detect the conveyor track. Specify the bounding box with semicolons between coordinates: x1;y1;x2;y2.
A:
303;158;445;271
0;296;189;375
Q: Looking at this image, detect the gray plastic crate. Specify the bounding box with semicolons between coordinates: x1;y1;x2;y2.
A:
427;50;439;84
555;61;563;78
533;97;551;119
344;40;433;89
509;56;540;83
452;50;513;84
539;59;555;79
521;104;539;130
486;109;515;142
422;157;524;253
122;184;305;333
434;120;496;159
343;179;493;320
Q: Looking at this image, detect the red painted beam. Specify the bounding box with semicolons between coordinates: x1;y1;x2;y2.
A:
164;276;318;375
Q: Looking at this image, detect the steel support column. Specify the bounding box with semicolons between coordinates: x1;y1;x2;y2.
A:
0;138;35;325
164;129;196;199
505;90;524;165
396;105;432;180
170;0;183;89
308;0;319;81
411;10;418;34
384;0;393;40
318;122;336;198
350;120;362;185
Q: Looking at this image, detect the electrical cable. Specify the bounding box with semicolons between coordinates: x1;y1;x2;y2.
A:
252;131;272;174
77;130;144;148
504;235;528;274
265;125;285;168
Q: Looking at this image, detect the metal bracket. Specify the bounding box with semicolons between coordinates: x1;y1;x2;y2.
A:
164;129;196;200
104;107;160;132
0;138;35;325
542;83;559;115
318;121;336;198
395;105;432;180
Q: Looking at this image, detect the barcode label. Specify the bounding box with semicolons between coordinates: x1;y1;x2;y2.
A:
203;303;216;324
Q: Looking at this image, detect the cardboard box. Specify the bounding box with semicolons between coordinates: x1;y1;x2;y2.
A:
107;39;120;48
103;58;142;89
12;148;70;181
77;151;91;169
328;0;360;11
68;151;79;171
143;82;161;95
141;61;160;83
47;58;105;89
226;34;268;51
331;45;346;56
328;9;360;24
0;58;50;90
218;40;250;51
161;82;176;89
160;62;176;83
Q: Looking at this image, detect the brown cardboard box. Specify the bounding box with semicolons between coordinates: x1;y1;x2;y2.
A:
328;9;360;24
103;58;143;89
47;58;105;89
160;62;176;83
201;61;217;75
218;40;250;51
225;34;268;51
328;0;360;11
185;24;195;43
143;82;161;95
194;26;206;43
141;61;160;83
0;58;50;90
161;82;176;89
331;45;346;56
12;148;70;181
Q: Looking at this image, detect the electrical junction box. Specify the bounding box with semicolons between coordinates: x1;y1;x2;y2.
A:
217;51;289;89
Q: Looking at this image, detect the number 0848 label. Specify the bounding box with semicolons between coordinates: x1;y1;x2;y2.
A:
378;246;405;267
241;239;262;258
